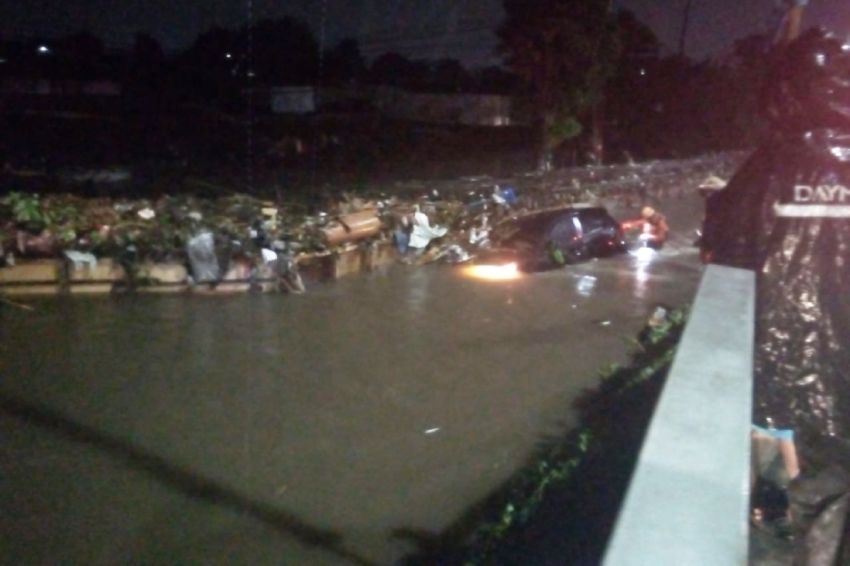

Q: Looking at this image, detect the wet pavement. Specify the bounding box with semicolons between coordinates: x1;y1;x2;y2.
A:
1;195;708;564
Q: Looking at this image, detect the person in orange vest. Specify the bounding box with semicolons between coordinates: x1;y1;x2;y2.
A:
624;206;669;249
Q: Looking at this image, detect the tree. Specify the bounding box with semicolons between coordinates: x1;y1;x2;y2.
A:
604;10;662;159
323;38;366;85
183;26;238;73
473;66;520;94
369;52;429;89
430;58;470;92
177;26;239;103
499;0;619;170
57;31;104;61
132;33;164;66
239;17;319;85
125;33;169;108
56;30;106;78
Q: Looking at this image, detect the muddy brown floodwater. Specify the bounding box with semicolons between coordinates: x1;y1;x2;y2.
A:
1;193;707;565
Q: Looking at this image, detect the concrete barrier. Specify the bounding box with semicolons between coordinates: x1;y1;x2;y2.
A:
0;260;63;295
604;265;755;566
0;242;400;296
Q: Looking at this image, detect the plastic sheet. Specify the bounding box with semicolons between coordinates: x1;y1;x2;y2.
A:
702;30;850;441
63;250;97;269
409;207;448;250
703;30;850;562
186;232;220;283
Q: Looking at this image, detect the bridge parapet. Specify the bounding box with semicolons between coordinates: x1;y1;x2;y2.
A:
604;265;755;566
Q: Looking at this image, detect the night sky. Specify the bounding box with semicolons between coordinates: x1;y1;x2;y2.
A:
3;0;850;65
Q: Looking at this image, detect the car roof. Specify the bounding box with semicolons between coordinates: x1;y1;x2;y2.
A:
497;205;611;242
507;205;609;227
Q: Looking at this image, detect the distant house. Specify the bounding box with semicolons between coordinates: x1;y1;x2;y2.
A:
269;86;316;114
374;87;516;127
261;85;516;125
264;86;373;115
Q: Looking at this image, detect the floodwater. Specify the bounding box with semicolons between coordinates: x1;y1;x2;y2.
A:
1;195;706;565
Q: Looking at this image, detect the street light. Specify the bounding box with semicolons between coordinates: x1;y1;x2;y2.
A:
37;45;51;55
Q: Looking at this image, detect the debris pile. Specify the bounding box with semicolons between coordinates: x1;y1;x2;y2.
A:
0;153;744;291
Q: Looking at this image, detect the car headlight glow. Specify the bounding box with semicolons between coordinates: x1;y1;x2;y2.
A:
463;262;522;281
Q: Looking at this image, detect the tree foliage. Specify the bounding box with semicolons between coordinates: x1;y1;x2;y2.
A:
430;58;469;92
499;0;620;155
323;38;366;85
242;18;319;85
369;52;430;89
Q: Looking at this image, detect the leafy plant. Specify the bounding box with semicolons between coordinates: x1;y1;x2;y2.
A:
499;0;620;167
454;309;689;565
2;192;52;228
547;115;583;147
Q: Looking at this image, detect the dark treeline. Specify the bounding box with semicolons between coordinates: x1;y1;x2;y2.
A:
0;13;776;161
0;18;518;102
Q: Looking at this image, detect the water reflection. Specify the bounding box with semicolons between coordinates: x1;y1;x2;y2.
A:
632;248;656;301
576;275;598;297
404;266;432;315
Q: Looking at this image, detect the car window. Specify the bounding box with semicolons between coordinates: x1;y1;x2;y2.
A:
549;216;579;246
578;209;610;230
500;208;616;248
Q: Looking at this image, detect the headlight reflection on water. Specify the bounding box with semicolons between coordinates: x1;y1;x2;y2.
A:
629;246;656;289
630;246;657;264
462;262;522;282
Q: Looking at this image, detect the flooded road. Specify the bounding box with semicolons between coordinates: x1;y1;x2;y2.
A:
1;195;706;564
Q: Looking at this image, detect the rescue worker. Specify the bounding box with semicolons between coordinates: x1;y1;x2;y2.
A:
625;206;669;249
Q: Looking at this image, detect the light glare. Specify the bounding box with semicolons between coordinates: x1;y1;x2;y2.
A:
463;262;521;281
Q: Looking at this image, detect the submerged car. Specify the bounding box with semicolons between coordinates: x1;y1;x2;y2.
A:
488;205;627;272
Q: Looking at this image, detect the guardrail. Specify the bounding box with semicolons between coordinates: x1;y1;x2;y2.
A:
604;265;756;565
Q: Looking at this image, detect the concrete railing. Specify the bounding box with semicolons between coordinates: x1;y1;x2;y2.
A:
604;265;756;566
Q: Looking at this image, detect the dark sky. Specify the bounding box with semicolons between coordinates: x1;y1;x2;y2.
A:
3;1;850;65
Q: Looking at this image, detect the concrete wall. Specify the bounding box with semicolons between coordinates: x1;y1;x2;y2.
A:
374;87;515;126
604;265;755;566
0;242;398;296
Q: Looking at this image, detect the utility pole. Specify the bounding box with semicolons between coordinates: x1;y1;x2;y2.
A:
678;0;693;56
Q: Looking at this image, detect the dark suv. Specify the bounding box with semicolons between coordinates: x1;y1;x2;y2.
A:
494;206;626;271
